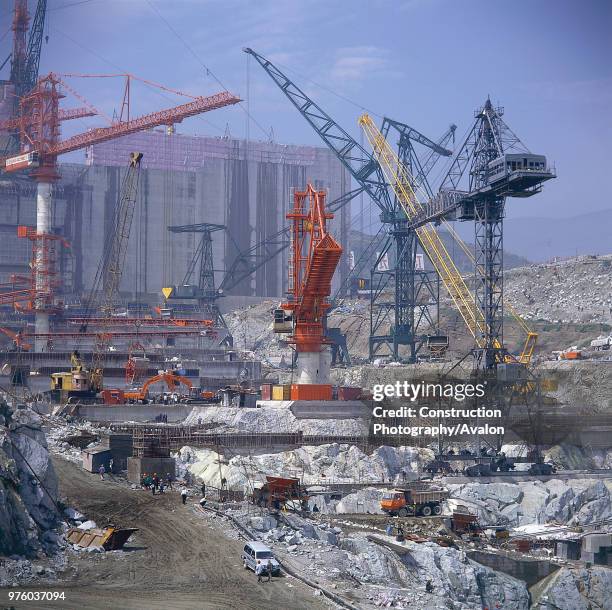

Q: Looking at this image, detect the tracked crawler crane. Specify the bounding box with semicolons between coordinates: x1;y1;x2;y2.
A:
275;185;342;400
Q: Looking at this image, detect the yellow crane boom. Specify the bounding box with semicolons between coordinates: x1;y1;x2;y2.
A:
359;114;486;345
440;221;537;364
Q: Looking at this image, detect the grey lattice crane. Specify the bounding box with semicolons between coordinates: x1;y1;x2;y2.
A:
167;222;229;331
438;98;555;369
243;47;454;362
3;0;47;154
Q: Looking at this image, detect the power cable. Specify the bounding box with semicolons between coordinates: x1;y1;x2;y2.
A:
272;58;386;121
50;25;226;135
49;0;98;10
145;0;270;139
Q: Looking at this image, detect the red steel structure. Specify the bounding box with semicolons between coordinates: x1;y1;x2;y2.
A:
0;72;239;349
284;184;342;353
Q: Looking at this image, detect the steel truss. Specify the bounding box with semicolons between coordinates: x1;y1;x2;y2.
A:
243;47;454;362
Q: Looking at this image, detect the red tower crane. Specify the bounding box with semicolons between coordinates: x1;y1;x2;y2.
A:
0;73;240;350
276;184;342;401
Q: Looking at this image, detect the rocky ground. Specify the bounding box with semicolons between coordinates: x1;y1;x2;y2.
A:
0;402;61;559
3;402;612;609
504;255;612;326
224;254;612;364
216;505;530;610
179;443;434;490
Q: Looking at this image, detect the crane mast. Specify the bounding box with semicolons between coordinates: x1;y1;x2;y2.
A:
279;185;342;397
100;152;143;315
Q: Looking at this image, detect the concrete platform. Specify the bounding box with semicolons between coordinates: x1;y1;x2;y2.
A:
256;400;370;419
74;403;194;423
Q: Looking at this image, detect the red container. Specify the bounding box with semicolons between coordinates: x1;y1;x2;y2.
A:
101;389;125;405
337;386;362;401
260;383;272;401
290;384;333;401
514;539;532;552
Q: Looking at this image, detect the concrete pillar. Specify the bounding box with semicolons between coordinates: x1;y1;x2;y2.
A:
34;181;52;352
295;348;331;384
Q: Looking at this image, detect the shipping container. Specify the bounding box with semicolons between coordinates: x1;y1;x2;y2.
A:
290;384;333;401
337;386;362;401
272;385;291;401
261;383;273;401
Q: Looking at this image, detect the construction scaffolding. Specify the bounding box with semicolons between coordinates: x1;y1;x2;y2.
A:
114;424;371;456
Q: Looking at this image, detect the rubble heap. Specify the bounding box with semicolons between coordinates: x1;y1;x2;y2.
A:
226;506;530;610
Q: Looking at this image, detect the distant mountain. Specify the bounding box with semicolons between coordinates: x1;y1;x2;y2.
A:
504;210;612;262
349;228;530;275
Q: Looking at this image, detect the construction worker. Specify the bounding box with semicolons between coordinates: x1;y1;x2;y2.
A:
201;482;206;498
266;559;273;582
166;474;173;490
152;473;160;495
255;560;265;583
181;486;188;505
98;464;105;480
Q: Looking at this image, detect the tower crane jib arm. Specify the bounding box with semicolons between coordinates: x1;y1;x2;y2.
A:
50;91;240;156
243;47;393;215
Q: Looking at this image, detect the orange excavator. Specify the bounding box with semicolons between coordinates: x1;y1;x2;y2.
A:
124;370;193;403
273;184;342;401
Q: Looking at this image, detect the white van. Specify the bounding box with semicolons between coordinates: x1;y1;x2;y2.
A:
241;541;281;575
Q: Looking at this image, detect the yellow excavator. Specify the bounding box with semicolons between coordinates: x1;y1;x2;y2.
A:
50;350;102;400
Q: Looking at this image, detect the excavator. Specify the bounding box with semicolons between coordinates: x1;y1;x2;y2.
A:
123;370;193;403
49;152;143;404
50;350;102;401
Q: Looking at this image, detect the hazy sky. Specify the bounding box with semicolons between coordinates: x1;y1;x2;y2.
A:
2;0;610;222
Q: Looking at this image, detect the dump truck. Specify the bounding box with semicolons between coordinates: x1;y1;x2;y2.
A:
381;485;449;517
66;526;138;551
252;476;309;511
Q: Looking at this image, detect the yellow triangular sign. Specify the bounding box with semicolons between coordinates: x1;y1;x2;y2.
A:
162;287;173;299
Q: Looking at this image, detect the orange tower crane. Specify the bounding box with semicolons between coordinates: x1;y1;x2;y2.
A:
1;73;240;350
277;184;342;401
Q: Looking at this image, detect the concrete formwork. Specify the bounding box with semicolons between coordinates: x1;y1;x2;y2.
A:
127;456;176;484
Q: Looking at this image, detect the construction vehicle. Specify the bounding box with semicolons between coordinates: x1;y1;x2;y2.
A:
66;526;138;551
252;476;309;511
381;484;449;517
591;335;611;351
123;370;193;403
450;510;482;536
50;350;102;401
560;349;582;360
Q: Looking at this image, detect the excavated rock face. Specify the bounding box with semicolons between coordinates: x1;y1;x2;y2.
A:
535;566;612;610
335;535;529;609
183;442;434;491
0;405;60;558
449;478;612;527
401;541;529;610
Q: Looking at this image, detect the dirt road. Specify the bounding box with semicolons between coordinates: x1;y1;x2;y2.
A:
6;457;328;610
